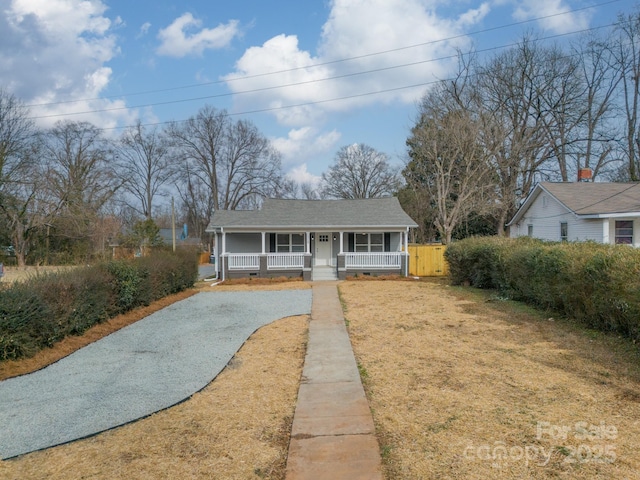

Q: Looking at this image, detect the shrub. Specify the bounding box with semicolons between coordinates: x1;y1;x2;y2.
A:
446;237;640;342
0;284;54;359
106;260;151;313
0;249;198;361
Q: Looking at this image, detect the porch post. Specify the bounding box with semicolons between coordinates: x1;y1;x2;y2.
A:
306;232;311;254
339;231;344;254
261;232;266;254
222;231;227;254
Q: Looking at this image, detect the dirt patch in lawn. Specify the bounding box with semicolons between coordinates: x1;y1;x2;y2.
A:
0;310;308;479
0;265;77;284
340;279;640;479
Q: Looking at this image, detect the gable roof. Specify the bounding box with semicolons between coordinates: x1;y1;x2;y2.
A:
508;182;640;226
206;197;418;231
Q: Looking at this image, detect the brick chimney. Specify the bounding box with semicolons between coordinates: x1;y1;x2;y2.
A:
577;168;592;182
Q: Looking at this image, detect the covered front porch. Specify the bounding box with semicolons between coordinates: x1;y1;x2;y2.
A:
214;230;411;281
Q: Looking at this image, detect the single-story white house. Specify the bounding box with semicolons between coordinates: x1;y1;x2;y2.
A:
507;181;640;246
205;197;418;281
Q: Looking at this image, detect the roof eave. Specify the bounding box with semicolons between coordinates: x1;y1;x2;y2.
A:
207;224;416;230
577;211;640;219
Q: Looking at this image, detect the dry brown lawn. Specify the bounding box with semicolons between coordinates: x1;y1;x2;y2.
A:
341;279;640;479
2;277;640;479
0;265;77;284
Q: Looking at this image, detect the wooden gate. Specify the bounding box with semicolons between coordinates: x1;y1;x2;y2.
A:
408;244;448;277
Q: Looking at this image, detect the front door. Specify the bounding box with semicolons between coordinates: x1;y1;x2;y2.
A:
314;233;332;266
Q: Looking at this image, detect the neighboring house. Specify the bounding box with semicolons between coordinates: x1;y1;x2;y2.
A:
206;197;418;281
158;227;201;248
507;182;640;246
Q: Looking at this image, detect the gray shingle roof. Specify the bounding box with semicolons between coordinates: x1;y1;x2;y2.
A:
541;182;640;215
207;197;418;231
508;182;640;226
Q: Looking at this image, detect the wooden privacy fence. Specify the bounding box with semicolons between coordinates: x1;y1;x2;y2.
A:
407;244;448;277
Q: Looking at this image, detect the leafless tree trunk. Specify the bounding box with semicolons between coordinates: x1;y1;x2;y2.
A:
176;162;216;243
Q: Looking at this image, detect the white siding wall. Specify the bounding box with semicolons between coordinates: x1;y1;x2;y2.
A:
510;193;603;242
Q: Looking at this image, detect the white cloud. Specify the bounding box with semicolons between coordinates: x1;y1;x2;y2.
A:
512;0;591;34
137;21;151;38
271;127;341;165
156;13;239;57
285;164;323;188
0;0;133;129
224;0;481;128
458;2;491;27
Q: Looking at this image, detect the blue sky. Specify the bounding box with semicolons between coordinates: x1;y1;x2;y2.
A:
0;0;636;187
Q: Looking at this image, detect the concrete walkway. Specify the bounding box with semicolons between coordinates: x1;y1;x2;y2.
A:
286;282;383;480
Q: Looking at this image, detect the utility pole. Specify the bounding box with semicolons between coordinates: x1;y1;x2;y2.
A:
171;197;176;252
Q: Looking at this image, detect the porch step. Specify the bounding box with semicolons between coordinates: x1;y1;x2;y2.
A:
312;266;338;281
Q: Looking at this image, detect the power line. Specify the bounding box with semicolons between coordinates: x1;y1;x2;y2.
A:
26;22;617;123
23;0;623;109
521;182;640;221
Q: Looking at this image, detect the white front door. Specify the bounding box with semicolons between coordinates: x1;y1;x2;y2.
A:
314;233;332;266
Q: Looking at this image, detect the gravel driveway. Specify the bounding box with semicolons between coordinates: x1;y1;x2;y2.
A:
0;289;312;459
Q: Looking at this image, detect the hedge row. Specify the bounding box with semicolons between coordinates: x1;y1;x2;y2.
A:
445;237;640;341
0;249;199;361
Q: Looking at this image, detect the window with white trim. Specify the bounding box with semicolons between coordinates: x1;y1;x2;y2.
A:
347;233;390;252
560;222;568;242
272;233;305;252
615;220;633;245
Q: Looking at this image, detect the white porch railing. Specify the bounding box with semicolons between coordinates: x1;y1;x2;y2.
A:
344;252;402;269
267;253;305;270
227;254;260;270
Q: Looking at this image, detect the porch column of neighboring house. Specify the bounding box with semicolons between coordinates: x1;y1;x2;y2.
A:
261;232;266;254
602;219;610;244
306;232;311;254
339;231;344;254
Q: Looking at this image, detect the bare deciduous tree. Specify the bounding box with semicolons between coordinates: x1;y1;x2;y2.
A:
116;121;175;220
610;10;640;180
405;82;494;244
477;37;554;234
573;33;621;178
322;144;400;199
170;105;285;216
43;121;121;257
0;89;50;266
